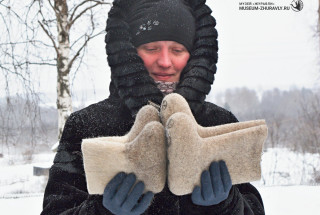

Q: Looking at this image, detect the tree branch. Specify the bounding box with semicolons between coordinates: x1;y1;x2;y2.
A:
69;2;99;28
68;30;103;70
69;0;110;28
0;40;53;48
69;0;90;22
0;1;25;24
2;60;56;67
38;21;58;54
0;64;30;83
70;33;91;49
68;35;90;70
48;0;56;13
71;44;87;88
26;61;57;66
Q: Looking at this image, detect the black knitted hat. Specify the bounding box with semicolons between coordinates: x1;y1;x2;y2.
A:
127;0;195;52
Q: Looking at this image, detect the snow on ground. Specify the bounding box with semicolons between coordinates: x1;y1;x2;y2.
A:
0;148;319;214
258;148;320;186
0;186;319;215
0;153;54;195
257;186;320;215
0;194;43;215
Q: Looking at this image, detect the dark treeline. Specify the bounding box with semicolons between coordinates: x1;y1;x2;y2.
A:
0;95;58;157
1;87;319;159
213;87;320;154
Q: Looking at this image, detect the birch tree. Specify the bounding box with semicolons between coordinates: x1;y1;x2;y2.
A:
0;0;111;139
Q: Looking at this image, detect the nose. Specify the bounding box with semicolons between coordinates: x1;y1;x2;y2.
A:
157;48;172;68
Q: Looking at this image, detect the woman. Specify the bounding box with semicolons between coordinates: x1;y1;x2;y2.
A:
41;0;265;214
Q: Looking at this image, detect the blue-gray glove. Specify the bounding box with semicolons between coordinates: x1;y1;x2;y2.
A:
103;172;154;215
191;160;232;206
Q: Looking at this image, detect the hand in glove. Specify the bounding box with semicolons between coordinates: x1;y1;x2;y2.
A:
191;160;232;206
103;172;154;215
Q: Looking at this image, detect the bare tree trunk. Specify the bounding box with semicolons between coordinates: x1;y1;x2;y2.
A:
55;0;72;139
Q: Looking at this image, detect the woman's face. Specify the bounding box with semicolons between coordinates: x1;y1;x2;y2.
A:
137;41;190;82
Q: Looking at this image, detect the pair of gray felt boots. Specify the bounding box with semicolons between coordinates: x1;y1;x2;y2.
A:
82;94;268;196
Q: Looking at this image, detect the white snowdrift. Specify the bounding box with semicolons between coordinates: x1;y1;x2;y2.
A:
0;148;319;214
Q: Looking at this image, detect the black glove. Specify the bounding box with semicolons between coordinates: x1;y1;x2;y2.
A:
103;172;154;215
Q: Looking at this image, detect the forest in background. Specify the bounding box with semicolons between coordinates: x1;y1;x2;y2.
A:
1;86;319;156
212;87;320;184
213;87;320;154
0;86;319;189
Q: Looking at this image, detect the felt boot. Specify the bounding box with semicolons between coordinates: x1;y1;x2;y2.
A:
161;94;268;195
161;93;266;138
82;105;166;194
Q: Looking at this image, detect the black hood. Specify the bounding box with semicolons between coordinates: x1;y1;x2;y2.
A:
105;0;218;117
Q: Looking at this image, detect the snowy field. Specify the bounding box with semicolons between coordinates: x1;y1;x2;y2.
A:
259;186;320;215
0;148;319;214
1;186;320;215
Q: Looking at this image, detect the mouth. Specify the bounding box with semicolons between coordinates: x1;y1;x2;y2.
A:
152;73;174;81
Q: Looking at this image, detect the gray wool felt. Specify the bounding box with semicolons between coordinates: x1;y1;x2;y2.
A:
82;105;166;194
161;94;268;195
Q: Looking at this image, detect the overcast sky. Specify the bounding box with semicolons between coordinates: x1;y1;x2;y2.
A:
208;0;319;96
2;0;319;104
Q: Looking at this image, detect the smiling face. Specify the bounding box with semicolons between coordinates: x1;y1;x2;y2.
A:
137;41;190;82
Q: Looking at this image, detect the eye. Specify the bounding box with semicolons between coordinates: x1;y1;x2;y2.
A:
173;49;183;53
172;47;187;54
143;46;159;52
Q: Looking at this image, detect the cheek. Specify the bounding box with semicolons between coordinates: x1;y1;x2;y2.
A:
174;54;190;71
137;52;155;72
142;57;154;69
